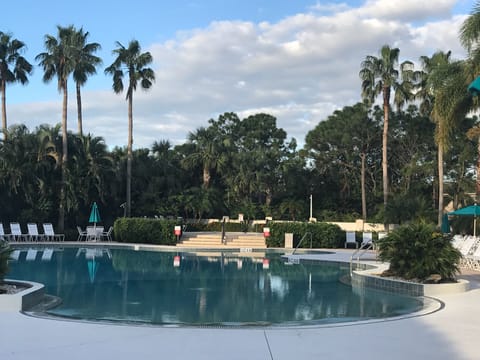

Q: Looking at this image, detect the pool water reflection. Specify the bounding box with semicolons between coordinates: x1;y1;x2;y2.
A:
7;247;424;326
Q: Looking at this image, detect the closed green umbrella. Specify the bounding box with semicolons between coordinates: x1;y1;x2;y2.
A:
89;202;101;240
89;202;101;224
441;213;450;233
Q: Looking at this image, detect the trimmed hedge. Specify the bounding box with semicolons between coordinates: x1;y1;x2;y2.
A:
113;218;178;245
266;222;344;248
186;221;254;232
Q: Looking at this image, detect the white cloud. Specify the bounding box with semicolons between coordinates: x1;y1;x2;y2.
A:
7;1;470;149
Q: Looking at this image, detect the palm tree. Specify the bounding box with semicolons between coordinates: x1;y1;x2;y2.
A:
105;40;155;217
182;127;225;189
71;28;102;136
36;25;77;232
416;52;471;225
460;1;480;69
0;32;32;138
359;45;414;225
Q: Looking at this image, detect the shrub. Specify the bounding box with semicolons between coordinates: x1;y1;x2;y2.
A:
0;242;13;283
113;218;177;245
376;222;461;281
267;222;343;248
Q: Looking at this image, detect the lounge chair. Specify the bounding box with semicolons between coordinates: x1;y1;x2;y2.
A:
345;231;358;248
101;226;113;242
0;223;12;242
27;223;44;242
458;236;478;267
43;223;65;241
361;232;373;248
10;222;26;242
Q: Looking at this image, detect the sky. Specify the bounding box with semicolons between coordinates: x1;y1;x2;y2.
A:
1;0;476;149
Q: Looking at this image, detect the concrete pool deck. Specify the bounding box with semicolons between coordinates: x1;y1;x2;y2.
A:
1;249;479;360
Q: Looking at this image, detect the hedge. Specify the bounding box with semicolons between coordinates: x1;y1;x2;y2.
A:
113;218;178;245
266;222;344;248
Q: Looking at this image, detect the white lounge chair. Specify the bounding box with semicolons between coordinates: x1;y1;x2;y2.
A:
10;222;26;242
27;223;44;242
362;232;373;248
458;236;478;267
43;223;64;241
345;231;357;248
0;223;12;242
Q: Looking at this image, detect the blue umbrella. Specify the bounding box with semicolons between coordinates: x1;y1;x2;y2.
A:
448;204;480;237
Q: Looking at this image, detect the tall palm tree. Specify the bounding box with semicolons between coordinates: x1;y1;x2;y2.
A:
416;51;470;225
36;25;77;232
461;1;480;203
105;40;155;217
359;45;414;226
71;28;102;136
0;32;32;138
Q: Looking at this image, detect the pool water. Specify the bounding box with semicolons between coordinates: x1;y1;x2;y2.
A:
7;246;424;326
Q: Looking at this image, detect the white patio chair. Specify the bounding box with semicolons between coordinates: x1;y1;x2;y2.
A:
344;231;357;248
77;226;87;241
10;222;26;242
42;223;64;241
101;226;113;242
27;223;44;242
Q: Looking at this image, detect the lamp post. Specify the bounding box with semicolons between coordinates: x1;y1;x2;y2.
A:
309;194;313;221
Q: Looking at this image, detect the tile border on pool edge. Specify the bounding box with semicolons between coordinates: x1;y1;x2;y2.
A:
351;264;470;297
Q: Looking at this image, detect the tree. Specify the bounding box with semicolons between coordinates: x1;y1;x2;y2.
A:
105;40;155;217
36;25;77;231
182;127;226;189
0;32;32;138
417;52;471;225
359;45;414;225
71;28;102;136
305;103;381;220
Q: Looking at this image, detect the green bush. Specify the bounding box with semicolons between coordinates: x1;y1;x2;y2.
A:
0;242;13;283
267;222;343;248
113;218;177;245
376;222;461;281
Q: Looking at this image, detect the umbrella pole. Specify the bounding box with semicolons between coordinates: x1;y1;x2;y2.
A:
475;217;477;238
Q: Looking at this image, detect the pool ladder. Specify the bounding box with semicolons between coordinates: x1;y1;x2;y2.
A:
291;232;312;255
349;241;374;276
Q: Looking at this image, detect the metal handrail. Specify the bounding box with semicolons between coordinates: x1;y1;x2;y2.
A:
292;232;312;255
349;241;374;275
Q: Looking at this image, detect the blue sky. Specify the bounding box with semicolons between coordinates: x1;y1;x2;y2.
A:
1;0;477;148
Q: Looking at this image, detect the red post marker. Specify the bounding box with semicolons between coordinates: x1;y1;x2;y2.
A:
263;227;270;237
174;226;182;236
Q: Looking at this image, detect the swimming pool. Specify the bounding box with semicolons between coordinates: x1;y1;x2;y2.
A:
7;246;425;326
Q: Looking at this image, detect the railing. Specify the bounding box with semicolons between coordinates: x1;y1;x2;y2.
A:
292;232;312;255
350;241;374;275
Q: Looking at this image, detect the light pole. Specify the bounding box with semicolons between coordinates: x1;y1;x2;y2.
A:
309;194;313;221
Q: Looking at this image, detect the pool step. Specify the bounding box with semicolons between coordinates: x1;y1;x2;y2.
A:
177;232;266;248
